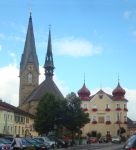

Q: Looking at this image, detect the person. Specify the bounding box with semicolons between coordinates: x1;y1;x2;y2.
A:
73;139;76;146
11;134;22;150
65;134;69;148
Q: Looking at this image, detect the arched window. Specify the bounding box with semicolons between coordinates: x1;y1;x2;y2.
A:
28;73;32;83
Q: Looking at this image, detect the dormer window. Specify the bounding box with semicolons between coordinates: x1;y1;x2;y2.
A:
124;104;126;109
116;104;120;108
28;73;32;83
84;104;87;108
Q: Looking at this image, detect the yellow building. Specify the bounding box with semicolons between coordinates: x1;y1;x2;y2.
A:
0;101;38;137
77;81;128;138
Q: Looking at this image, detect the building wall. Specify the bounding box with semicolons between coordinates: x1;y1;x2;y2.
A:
0;110;14;135
19;63;39;106
81;94;128;137
127;128;136;138
14;114;38;137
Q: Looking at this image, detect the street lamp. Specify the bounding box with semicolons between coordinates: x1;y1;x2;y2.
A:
54;124;57;149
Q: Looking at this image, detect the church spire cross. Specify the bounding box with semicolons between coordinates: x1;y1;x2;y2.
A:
28;4;33;15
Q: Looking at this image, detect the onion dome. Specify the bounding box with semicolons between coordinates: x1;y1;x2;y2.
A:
112;82;126;100
78;83;91;100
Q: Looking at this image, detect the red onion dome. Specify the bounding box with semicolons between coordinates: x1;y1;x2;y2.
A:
77;83;91;100
112;82;126;100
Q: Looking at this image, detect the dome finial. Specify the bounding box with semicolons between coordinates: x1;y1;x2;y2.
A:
118;73;119;83
29;4;33;15
84;73;85;83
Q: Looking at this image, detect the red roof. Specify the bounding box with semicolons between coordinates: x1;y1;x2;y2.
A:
112;82;126;100
0;106;13;112
96;89;105;94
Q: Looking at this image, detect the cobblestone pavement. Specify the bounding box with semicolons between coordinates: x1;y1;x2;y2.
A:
51;142;124;150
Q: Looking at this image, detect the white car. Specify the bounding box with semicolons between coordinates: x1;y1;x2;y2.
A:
112;136;121;143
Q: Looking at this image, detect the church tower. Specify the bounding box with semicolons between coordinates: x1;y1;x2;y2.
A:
19;12;39;106
44;28;55;79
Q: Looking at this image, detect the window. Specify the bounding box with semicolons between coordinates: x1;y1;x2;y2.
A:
84;104;87;108
99;117;104;123
21;117;23;123
11;115;12;121
15;126;17;134
23;117;25;123
4;114;6;119
93;104;97;108
106;104;110;108
8;115;9;120
106;131;111;135
11;127;12;132
124;116;127;121
18;126;20;134
22;127;24;135
18;116;20;122
4;126;6;132
28;73;32;83
106;116;110;121
93;116;97;121
26;118;29;124
116;104;120;108
131;131;133;135
15;116;18;122
124;104;126;108
8;126;9;132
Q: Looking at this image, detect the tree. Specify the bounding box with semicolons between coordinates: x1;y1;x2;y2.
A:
62;92;90;144
117;127;126;135
86;132;91;138
34;91;63;135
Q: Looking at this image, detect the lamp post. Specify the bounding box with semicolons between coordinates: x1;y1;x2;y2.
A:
54;124;57;149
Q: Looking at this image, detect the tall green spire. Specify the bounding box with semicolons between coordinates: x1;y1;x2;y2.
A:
44;28;55;79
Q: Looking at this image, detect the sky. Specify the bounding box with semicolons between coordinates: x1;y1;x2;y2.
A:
0;0;136;120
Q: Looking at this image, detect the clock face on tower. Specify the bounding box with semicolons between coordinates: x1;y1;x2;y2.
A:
28;65;33;70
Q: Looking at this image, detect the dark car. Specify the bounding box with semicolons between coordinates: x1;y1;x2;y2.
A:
25;138;46;150
0;139;11;146
123;134;136;150
48;137;65;148
4;137;34;150
32;138;51;150
0;141;10;150
99;136;108;143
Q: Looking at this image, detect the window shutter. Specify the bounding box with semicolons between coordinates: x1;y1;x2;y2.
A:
24;117;25;123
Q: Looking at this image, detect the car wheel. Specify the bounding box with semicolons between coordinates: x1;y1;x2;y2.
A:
58;144;62;149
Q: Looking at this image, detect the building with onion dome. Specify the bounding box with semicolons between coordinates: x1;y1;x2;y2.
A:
77;79;128;138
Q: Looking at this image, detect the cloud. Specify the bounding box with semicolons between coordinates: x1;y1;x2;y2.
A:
90;87;136;120
124;11;132;19
8;51;17;67
132;31;136;36
0;45;1;51
0;64;69;107
53;37;102;57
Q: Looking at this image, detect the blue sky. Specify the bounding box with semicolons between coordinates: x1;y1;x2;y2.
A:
0;0;136;120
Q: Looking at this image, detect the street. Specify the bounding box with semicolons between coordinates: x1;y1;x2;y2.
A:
58;143;124;150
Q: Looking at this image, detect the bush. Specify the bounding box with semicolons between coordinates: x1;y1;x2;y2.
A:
97;132;101;139
26;146;36;150
86;132;91;137
121;136;126;142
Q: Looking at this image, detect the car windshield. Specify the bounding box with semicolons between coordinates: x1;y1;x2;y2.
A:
0;142;3;144
126;135;136;145
44;137;51;142
33;139;42;143
0;139;11;144
100;137;106;139
112;136;119;138
20;138;28;143
27;139;37;143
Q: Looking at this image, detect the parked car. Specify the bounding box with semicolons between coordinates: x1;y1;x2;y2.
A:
0;142;10;150
4;137;34;150
90;137;97;143
32;138;51;150
112;136;121;143
34;137;55;148
123;134;136;150
0;139;11;146
25;138;46;150
99;136;108;143
48;136;65;148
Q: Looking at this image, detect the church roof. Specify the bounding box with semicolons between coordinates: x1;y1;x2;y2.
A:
23;77;64;104
20;14;39;74
0;101;35;118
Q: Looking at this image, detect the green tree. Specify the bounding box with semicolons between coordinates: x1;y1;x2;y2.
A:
62;92;90;144
117;127;126;135
34;91;63;135
86;132;91;138
97;132;101;139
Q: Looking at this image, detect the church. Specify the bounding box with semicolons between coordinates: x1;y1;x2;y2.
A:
19;12;64;115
